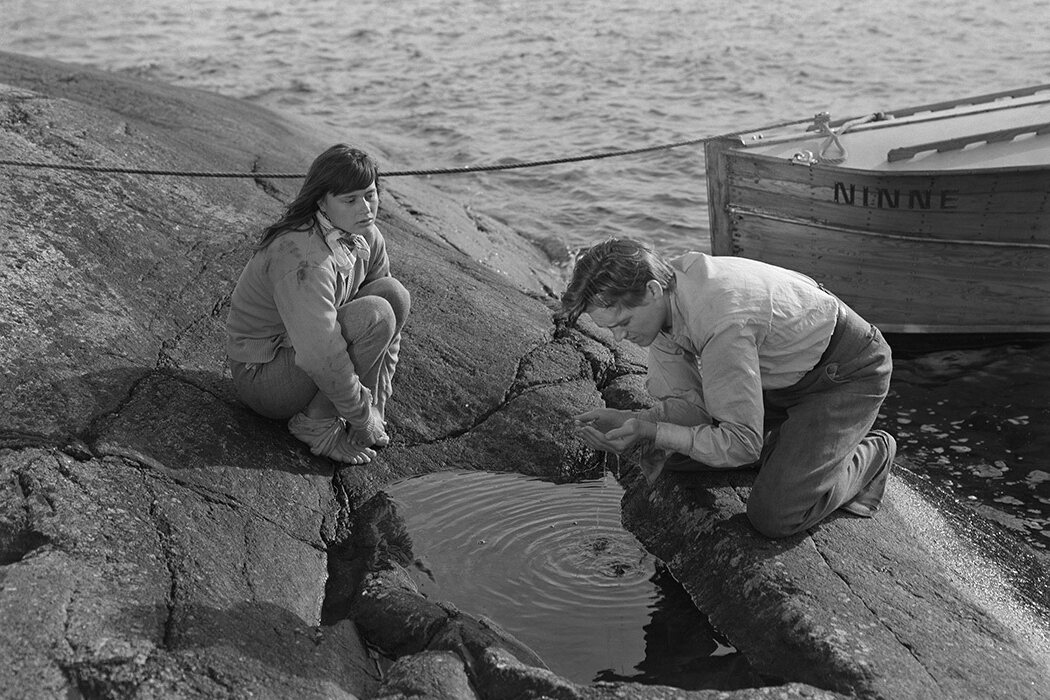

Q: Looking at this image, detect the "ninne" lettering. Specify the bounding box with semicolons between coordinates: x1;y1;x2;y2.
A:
833;183;959;209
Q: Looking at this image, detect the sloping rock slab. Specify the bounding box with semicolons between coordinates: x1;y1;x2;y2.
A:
621;463;1050;699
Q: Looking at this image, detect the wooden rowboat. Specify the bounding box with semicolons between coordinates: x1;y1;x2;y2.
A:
704;85;1050;334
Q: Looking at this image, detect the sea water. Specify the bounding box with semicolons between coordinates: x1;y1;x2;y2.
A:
5;0;1049;254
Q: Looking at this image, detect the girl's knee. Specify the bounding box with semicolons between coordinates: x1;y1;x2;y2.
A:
390;281;411;322
367;296;397;334
363;277;411;321
385;276;410;303
342;296;396;338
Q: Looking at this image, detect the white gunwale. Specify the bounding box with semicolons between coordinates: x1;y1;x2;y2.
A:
735;95;1050;149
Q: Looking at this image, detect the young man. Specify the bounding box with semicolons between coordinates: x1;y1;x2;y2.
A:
562;238;895;538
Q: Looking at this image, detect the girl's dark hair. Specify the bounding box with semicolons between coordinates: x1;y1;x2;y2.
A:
256;144;380;250
560;238;675;324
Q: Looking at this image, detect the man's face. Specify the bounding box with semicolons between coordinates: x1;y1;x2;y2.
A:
586;283;667;348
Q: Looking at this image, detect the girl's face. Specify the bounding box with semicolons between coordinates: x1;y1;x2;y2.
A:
320;180;379;235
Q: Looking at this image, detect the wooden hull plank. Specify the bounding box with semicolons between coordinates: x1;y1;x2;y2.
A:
728;211;1050;332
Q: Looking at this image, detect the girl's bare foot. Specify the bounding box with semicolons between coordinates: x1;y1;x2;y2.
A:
325;438;376;465
348;409;390;448
288;413;375;464
371;406;390;447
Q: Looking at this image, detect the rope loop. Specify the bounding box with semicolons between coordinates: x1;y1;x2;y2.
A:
813;111;880;165
814;111;846;165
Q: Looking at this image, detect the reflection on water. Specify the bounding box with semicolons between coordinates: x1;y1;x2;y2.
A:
594;564;758;688
385;469;758;689
879;340;1050;550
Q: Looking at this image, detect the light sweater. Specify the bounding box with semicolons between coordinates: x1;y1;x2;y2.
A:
225;221;390;424
646;252;838;467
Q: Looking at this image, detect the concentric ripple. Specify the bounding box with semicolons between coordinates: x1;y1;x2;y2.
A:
386;470;726;685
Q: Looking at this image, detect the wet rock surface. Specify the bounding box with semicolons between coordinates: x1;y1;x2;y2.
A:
1;51;1047;699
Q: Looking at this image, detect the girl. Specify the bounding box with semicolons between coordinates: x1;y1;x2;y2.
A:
226;145;410;464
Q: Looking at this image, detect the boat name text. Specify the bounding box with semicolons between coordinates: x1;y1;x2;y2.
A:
833;183;959;210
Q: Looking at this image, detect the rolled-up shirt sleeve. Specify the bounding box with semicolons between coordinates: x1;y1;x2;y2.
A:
272;263;372;425
640;336;712;426
652;320;765;468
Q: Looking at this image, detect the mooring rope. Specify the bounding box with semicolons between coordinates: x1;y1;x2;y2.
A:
0;136;707;179
0;118;812;179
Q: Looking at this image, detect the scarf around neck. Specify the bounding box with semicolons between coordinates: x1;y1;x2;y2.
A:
315;210;371;270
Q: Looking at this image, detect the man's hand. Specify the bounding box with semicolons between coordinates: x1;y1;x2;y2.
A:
574;415;657;454
573;408;633;433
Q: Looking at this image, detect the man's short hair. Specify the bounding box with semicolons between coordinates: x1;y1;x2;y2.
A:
560;238;675;324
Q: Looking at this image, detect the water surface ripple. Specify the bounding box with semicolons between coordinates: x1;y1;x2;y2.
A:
387;469;745;687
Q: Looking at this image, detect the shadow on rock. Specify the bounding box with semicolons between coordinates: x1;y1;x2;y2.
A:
86;369;333;476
